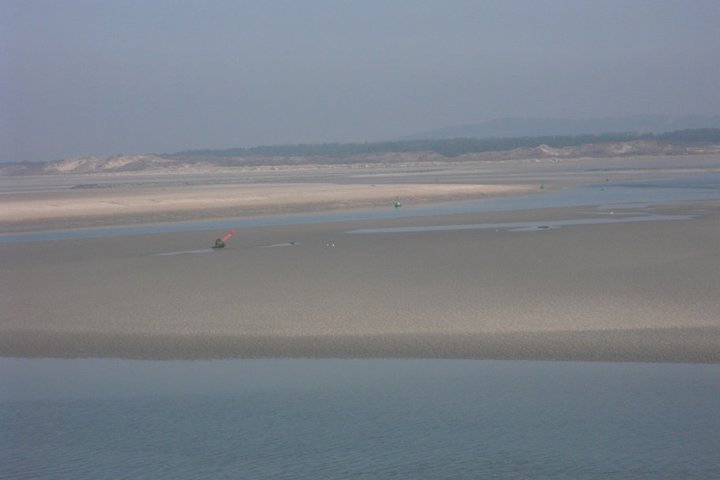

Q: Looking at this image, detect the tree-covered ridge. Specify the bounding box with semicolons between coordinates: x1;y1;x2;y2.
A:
174;129;720;159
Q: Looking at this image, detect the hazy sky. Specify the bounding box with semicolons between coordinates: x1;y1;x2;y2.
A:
2;0;719;162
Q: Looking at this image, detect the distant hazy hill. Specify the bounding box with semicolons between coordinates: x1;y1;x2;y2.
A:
172;128;720;159
3;128;720;175
401;115;720;141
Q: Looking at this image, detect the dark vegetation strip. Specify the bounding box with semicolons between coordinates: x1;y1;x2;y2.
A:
174;128;720;159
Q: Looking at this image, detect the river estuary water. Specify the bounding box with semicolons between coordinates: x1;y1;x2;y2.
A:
2;358;719;479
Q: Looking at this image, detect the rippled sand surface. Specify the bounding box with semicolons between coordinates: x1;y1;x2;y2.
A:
2;203;719;361
2;157;719;361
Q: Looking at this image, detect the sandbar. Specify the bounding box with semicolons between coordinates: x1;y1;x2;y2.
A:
0;182;533;231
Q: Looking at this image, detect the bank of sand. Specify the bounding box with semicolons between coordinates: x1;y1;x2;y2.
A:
0;183;534;231
2;202;719;362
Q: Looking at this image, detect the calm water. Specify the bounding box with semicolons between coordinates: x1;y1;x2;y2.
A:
2;359;719;479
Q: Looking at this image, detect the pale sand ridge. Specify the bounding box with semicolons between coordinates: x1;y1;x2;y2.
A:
0;183;532;228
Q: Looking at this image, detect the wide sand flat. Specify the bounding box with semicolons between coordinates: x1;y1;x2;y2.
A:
2;156;719;361
2;200;719;362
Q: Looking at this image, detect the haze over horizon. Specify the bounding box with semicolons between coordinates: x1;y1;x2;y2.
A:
2;0;719;163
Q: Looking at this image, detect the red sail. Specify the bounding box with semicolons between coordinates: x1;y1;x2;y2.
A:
221;229;237;242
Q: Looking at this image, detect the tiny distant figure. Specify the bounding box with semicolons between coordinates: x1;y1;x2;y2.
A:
394;198;402;209
212;229;237;249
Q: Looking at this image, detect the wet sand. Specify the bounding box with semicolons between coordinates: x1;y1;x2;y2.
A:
2;200;719;362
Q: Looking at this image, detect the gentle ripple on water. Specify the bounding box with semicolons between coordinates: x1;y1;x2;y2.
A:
1;359;719;479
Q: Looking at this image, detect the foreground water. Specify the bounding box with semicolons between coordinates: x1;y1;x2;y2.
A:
2;359;718;479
